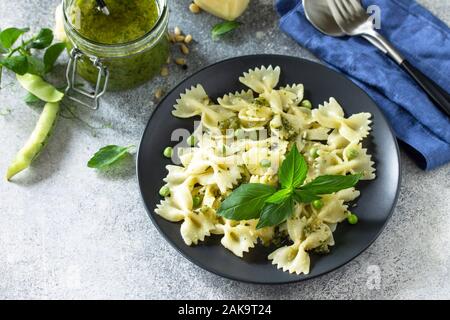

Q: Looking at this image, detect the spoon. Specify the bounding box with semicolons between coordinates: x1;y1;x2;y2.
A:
303;0;387;53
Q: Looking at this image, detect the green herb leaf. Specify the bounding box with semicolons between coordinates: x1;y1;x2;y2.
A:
0;55;28;75
265;188;293;204
87;145;135;169
257;197;294;229
217;183;276;220
0;27;29;49
27;28;53;49
293;189;320;204
211;21;241;40
278;144;308;189
26;56;45;76
0;44;7;54
44;42;66;73
301;174;362;195
23;92;42;104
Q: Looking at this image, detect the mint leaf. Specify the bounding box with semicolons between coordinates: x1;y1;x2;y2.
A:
0;27;29;49
217;184;276;220
278;144;308;189
87;145;134;169
301;174;362;195
293;189;320;204
211;21;241;40
43;42;66;73
0;55;28;75
265;188;293;204
27;28;53;49
257;197;294;229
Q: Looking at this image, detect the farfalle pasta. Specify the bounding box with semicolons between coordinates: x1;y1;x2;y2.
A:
155;66;376;275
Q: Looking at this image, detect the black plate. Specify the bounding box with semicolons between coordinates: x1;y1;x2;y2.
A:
137;55;401;284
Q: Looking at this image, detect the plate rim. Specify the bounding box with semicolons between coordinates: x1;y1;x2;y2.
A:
137;54;402;284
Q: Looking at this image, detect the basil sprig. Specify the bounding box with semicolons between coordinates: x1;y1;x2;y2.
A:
217;145;362;229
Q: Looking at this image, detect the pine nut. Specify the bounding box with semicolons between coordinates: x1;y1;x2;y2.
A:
160;66;169;77
189;3;201;14
175;58;186;65
184;34;193;44
180;44;189;55
174;26;181;36
175;35;185;42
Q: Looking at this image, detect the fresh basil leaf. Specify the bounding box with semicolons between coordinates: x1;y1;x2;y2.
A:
28;28;54;49
24;92;42;104
293;189;320;204
257;197;294;229
43;42;66;73
278;144;308;189
211;21;241;40
217;183;276;220
265;188;293;204
0;55;28;75
26;56;45;76
0;27;29;49
301;174;362;195
87;145;134;169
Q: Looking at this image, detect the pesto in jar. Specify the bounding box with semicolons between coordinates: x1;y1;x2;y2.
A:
65;0;169;91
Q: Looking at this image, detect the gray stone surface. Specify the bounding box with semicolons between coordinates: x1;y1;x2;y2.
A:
1;0;449;300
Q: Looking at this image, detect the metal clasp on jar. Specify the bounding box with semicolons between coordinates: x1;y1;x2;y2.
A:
65;48;109;110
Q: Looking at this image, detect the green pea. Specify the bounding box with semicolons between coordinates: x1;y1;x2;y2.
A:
6;102;60;181
16;74;64;103
159;185;170;197
187;135;196;146
346;148;359;160
163;146;173;158
309;147;319;158
192;195;201;208
301;99;312;109
312;199;324;209
260;159;271;168
347;213;359;225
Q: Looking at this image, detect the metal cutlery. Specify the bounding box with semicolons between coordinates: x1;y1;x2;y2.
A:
305;0;450;116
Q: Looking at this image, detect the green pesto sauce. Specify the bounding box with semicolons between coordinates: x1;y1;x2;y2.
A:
67;0;169;91
70;0;159;44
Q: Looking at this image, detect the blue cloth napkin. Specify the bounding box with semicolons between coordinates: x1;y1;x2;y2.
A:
276;0;450;170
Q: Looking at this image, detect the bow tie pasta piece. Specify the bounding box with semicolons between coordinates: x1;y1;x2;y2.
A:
218;89;254;112
216;219;259;257
268;241;310;274
279;84;304;106
313;98;372;143
327;129;351;149
155;198;186;222
201;105;237;131
173;85;210;118
315;194;349;224
238;105;273;128
181;207;217;245
239;65;281;93
335;187;361;202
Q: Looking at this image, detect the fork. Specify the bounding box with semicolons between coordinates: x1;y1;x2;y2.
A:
327;0;450;116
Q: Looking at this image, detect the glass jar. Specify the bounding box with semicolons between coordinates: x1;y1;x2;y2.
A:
62;0;169;109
